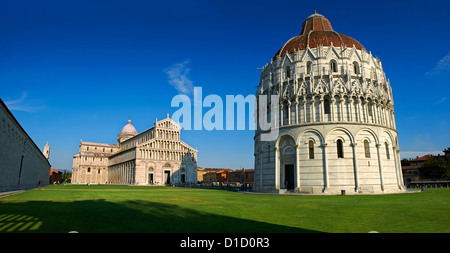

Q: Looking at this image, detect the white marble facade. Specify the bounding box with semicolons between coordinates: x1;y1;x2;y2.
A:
72;116;198;185
254;13;406;194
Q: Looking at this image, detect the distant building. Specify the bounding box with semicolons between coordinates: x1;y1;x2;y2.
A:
49;168;62;184
401;149;450;187
203;169;232;185
408;155;435;167
197;167;206;182
226;169;254;186
401;165;421;186
72;115;198;185
0;98;51;191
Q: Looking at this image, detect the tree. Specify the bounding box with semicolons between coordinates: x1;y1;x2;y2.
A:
419;157;450;180
401;158;411;166
61;170;72;183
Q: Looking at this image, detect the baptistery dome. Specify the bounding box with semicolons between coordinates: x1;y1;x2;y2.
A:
254;12;405;195
273;12;365;60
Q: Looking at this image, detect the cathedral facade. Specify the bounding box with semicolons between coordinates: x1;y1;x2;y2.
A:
72;116;198;185
254;12;406;194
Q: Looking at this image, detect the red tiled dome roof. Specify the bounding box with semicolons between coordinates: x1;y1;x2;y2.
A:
273;13;365;60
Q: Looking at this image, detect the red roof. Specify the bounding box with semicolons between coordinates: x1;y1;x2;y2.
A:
409;154;435;162
273;13;365;60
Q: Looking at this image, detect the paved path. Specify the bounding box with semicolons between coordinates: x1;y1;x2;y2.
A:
0;190;26;198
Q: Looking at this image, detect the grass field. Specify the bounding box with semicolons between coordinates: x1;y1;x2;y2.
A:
0;185;449;233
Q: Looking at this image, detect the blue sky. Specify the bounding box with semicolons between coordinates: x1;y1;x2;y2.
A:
1;0;449;171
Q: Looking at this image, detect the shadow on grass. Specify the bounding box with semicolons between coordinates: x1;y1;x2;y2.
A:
0;199;319;233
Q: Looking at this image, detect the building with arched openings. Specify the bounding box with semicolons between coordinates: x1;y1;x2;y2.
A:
72;115;198;185
254;12;406;194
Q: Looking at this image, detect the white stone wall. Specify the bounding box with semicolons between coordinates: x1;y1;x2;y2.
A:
71;141;117;184
0;99;51;191
255;124;404;194
254;46;404;194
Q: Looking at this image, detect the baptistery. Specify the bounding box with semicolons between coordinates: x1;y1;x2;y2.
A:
254;12;405;194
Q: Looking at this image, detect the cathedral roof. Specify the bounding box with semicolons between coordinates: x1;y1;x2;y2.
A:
273;11;365;60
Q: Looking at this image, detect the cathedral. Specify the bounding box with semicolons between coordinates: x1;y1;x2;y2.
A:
254;12;406;194
72;115;198;185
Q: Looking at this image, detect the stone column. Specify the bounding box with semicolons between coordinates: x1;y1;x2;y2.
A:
355;99;361;122
295;100;299;124
348;98;353;122
391;111;397;129
389;109;394;128
259;149;263;188
295;145;300;190
303;99;307;123
124;164;127;184
376;103;381;125
322;143;329;191
376;143;385;191
351;142;360;192
362;100;368;122
320;97;324;122
385;106;390;127
393;145;404;190
280;103;284;126
275;147;280;190
287;100;291;125
331;97;336;122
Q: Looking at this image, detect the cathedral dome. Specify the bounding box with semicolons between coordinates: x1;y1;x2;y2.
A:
118;119;138;143
273;11;365;60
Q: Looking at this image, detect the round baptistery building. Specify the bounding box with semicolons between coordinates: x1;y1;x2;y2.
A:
254;12;406;194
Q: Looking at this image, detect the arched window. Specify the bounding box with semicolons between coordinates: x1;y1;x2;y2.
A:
337;139;344;158
308;140;314;159
385;142;390;159
353;61;360;74
286;66;291;78
324;98;330;114
307;61;312;74
87;167;91;173
364;140;371;158
330;60;337;73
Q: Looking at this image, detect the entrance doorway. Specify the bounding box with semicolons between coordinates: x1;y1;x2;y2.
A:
148;173;154;185
284;164;294;190
164;170;171;185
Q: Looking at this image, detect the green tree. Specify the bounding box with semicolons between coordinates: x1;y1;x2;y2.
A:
419;157;449;180
401;158;411;166
62;170;72;183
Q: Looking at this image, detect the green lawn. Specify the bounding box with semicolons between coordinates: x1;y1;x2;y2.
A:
0;185;448;233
